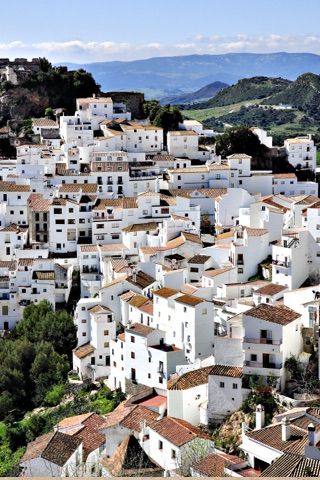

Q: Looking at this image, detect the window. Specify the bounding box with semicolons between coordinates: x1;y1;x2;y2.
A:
104;330;109;336
251;354;257;362
190;267;198;273
183;307;187;313
131;352;135;359
104;342;109;348
219;382;225;388
2;306;8;316
158;440;163;450
171;449;176;459
131;336;135;343
233;383;238;389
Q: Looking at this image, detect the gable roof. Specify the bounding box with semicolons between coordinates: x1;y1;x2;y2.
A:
209;365;243;378
21;431;81;467
149;416;210;447
255;283;287;296
245;303;300;325
261;453;320;477
167;366;212;390
246;422;307;454
187;255;211;264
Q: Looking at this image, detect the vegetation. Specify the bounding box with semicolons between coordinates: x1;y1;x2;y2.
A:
0;300;76;421
217;105;296;128
0;57;100;126
196;76;291;109
183;74;320;144
0;384;125;476
143;100;182;135
263;73;320;120
285;355;319;396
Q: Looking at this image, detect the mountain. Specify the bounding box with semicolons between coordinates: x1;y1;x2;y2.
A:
263;73;320;117
196;77;291;109
160;81;228;105
60;52;320;99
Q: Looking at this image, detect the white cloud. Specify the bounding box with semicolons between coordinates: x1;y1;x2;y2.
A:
1;35;320;63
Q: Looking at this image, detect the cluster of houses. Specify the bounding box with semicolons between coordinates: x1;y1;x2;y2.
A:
1;94;320;476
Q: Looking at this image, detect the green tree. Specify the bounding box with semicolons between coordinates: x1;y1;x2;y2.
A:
14;300;77;356
44;107;54;119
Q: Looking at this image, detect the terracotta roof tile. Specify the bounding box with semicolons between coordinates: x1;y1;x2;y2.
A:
127;323;156;337
149;416;210;447
153;287;180;298
175;294;204;306
261;453;320;477
167;366;212;390
188;254;211;264
21;431;81;467
246;303;300;325
73;342;95;359
209;365;243;378
255;283;287;296
0;181;30;192
245;227;268;236
247;423;307;454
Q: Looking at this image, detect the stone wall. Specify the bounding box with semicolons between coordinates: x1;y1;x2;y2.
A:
104;91;145;119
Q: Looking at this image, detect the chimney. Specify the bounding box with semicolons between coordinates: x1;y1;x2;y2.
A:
308;423;315;446
255;404;265;430
281;417;291;441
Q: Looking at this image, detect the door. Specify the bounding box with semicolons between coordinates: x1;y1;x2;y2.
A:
262;353;269;368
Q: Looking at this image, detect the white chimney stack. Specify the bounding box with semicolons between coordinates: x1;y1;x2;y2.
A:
308;423;315;446
281;417;291;441
255;404;265;430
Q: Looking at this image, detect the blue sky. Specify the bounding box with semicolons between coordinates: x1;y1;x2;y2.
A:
1;0;320;62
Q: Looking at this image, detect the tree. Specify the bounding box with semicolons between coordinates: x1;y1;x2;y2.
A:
215;126;268;160
14;300;77;356
178;439;211;476
0;301;76;421
44;107;54;119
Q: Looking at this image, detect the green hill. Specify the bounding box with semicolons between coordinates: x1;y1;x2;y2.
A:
263;73;320;120
195;76;291;108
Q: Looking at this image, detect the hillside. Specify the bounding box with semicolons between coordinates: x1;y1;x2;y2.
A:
61;52;320;99
183;73;320;143
263;73;320;120
194;77;291;109
0;59;100;127
160;81;228;105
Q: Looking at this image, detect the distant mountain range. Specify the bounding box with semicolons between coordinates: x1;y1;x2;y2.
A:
160;81;228;105
61;52;320;99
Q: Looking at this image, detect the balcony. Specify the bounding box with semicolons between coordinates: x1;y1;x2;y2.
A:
244;337;282;353
272;259;291;268
244;337;282;345
244;360;282;369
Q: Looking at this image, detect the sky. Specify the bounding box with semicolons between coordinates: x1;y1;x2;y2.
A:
2;0;320;63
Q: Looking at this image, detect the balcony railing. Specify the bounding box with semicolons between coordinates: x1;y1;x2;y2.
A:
244;337;282;345
272;259;291;267
245;360;283;369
